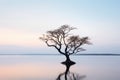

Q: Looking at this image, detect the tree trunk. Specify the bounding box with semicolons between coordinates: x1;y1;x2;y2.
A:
64;54;76;64
61;54;75;65
65;55;71;61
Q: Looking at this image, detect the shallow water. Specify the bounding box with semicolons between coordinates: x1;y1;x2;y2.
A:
0;55;120;80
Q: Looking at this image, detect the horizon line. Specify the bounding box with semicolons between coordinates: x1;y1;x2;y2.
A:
0;53;120;56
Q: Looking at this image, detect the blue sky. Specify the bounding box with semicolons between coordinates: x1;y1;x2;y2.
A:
0;0;120;54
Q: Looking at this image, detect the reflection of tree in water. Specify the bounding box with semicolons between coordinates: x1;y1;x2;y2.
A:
56;62;86;80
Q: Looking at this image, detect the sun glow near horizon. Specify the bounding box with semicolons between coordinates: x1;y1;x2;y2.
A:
0;28;44;47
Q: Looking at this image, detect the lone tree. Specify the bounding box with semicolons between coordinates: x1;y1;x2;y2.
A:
39;25;91;64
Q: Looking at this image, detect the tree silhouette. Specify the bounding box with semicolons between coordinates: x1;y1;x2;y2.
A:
40;25;91;63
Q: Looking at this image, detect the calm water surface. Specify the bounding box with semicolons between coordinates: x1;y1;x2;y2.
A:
0;55;120;80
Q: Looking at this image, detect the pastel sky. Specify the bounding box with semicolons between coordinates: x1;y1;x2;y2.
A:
0;0;120;54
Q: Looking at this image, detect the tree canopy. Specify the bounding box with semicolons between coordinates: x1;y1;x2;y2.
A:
40;25;91;56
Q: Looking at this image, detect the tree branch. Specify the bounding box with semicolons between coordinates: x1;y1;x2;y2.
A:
45;40;65;55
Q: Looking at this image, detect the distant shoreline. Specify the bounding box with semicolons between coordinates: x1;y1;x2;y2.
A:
0;54;120;56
